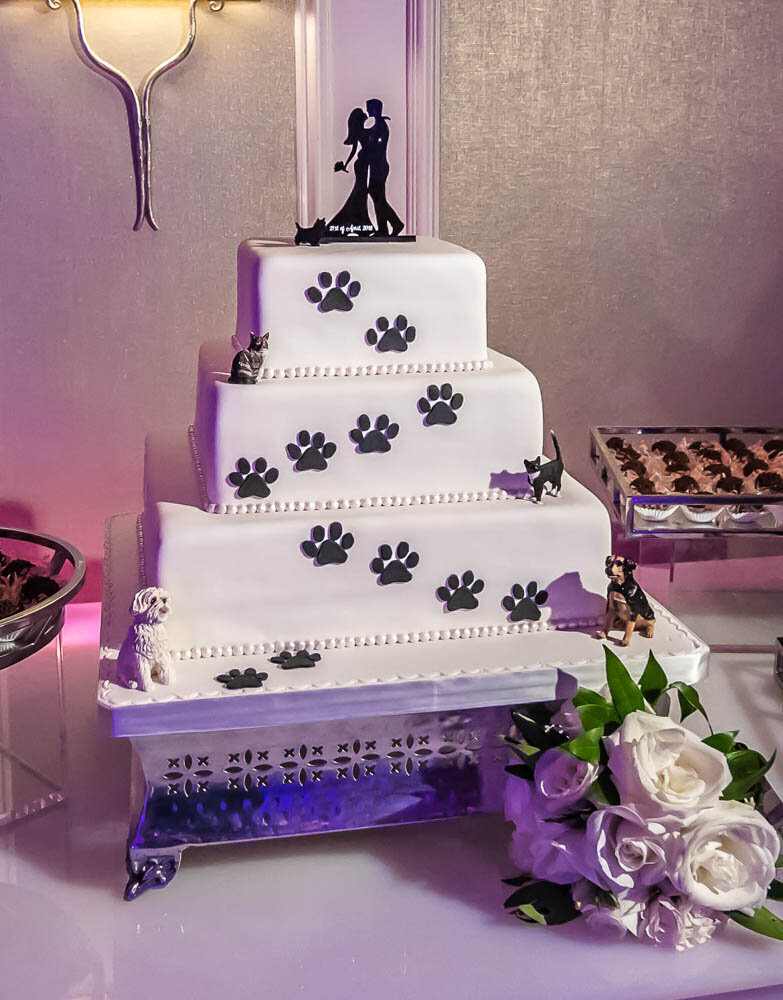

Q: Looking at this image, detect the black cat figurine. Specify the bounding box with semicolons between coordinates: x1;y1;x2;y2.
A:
294;218;328;247
524;430;564;502
228;333;268;385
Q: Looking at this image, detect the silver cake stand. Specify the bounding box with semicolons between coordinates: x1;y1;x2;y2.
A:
0;528;86;826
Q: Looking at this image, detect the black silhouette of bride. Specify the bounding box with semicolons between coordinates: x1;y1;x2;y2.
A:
328;98;404;238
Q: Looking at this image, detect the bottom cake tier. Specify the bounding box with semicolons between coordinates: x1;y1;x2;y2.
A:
140;433;611;657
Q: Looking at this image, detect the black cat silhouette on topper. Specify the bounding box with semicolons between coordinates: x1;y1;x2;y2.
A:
294;97;413;244
229;333;268;385
524;430;564;503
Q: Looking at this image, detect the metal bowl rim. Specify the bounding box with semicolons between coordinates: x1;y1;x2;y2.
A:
0;527;87;632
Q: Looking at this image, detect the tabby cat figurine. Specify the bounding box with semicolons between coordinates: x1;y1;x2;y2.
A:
229;333;268;385
524;430;564;502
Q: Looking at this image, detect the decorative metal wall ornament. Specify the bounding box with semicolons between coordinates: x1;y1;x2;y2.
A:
44;0;258;231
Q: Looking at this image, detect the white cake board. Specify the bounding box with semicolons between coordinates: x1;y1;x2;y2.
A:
99;514;709;738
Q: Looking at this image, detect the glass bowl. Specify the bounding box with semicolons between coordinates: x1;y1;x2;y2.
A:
0;529;86;671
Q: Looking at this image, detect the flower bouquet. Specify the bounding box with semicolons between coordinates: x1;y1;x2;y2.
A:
503;647;783;949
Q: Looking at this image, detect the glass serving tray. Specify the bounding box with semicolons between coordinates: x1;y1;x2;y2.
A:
589;426;783;537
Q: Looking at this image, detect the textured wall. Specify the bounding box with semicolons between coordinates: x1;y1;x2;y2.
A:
0;0;296;565
441;0;783;485
4;0;783;569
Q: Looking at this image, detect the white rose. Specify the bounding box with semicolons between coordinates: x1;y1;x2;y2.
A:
533;748;598;817
671;800;779;912
504;773;534;828
607;711;730;820
571;880;645;940
639;894;726;950
584;805;671;892
509;821;586;885
506;776;586;884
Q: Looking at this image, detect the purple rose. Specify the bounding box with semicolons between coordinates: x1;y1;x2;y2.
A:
533;748;598;817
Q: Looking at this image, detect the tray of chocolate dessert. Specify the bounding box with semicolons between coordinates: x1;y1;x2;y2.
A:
0;529;86;670
589;426;783;536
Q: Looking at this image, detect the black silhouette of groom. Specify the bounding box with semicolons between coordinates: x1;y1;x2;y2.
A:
365;99;404;237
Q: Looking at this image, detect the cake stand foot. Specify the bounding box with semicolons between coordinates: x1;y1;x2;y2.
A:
124;849;182;901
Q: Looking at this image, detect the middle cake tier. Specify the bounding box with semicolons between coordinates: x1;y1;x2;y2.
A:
143;431;610;657
193;344;543;511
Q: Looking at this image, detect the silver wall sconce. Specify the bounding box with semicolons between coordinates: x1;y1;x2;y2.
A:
45;0;257;231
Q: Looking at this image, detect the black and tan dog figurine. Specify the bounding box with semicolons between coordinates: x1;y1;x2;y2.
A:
597;555;655;647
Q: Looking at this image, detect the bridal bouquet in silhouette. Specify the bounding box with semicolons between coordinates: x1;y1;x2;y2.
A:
502;648;783;949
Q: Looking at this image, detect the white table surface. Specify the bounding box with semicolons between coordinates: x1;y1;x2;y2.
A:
1;557;782;1000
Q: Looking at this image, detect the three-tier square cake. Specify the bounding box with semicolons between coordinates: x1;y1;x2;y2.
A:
98;236;707;898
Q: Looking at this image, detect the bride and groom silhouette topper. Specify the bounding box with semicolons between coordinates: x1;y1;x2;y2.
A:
295;98;413;245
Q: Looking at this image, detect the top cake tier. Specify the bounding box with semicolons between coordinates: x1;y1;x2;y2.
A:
236;237;487;374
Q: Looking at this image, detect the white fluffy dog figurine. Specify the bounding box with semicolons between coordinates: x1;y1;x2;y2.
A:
116;587;174;692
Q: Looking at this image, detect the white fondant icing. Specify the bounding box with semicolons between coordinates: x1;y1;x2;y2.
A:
193;345;541;511
236;237;487;371
143;431;610;657
100;512;708;738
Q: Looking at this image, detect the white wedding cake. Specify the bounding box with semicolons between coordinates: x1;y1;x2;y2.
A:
137;236;610;661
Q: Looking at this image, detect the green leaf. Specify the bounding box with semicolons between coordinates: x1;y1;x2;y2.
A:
576;701;618;732
510;710;566;751
668;681;713;733
572;688;607;708
703;730;739;754
767;880;783;903
501;734;540;759
722;749;776;802
604;646;645;720
639;652;668;704
515;903;548;925
591;769;621;806
503;878;579;925
502;873;533;887
728;906;783;941
562;727;603;764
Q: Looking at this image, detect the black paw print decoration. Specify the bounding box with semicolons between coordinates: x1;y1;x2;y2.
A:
301;521;354;566
270;650;322;670
366;315;416;353
502;582;549;622
437;571;484;612
215;668;269;690
350;413;399;454
418;383;464;426
286;430;337;472
305;271;361;313
228;457;279;499
371;542;419;585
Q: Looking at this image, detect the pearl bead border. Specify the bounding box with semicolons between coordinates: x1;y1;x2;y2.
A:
189;427;509;514
168;617;603;661
255;359;494;380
